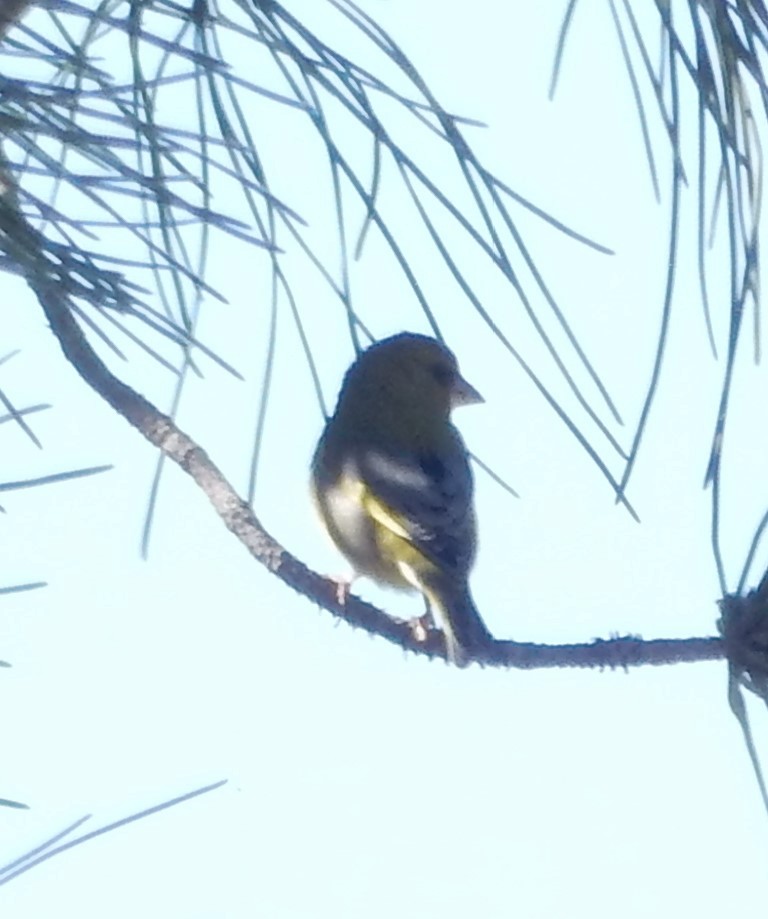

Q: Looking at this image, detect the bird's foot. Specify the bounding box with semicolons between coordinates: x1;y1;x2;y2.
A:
407;610;436;644
327;574;356;606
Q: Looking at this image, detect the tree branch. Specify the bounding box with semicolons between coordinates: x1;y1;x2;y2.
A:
0;197;727;669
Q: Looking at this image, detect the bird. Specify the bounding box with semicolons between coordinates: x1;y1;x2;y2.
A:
311;331;493;665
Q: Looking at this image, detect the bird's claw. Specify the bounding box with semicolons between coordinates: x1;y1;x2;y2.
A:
327;574;355;606
407;610;435;644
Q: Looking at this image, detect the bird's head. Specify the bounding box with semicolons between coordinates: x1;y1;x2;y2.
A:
337;332;484;423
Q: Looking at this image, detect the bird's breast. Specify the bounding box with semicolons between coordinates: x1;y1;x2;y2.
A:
318;461;411;589
323;465;370;546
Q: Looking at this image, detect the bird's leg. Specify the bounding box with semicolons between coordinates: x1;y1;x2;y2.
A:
328;573;357;606
407;597;436;644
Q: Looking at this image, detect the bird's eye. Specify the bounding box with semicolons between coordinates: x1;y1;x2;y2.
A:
431;363;455;387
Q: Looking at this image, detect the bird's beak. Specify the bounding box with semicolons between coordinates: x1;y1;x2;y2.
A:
450;373;484;408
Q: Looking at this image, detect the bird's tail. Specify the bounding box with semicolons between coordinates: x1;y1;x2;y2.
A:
424;576;494;667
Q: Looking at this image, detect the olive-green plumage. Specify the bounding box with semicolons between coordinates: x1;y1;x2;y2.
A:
311;332;493;665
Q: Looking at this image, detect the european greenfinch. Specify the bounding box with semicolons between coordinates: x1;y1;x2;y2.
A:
311;332;493;665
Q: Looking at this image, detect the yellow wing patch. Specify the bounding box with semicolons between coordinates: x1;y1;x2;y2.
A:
361;488;411;540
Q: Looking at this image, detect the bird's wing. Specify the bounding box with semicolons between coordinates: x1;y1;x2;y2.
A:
356;430;476;580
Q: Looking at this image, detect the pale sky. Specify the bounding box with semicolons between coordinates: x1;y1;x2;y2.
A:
2;1;768;916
